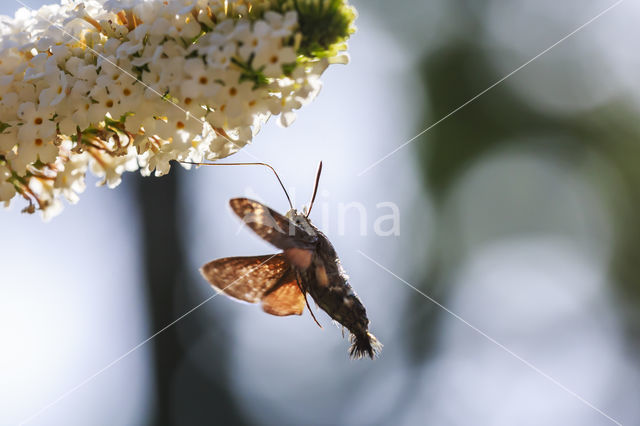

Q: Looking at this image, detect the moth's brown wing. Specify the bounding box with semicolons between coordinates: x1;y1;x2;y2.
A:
229;198;317;250
200;254;289;303
261;270;306;316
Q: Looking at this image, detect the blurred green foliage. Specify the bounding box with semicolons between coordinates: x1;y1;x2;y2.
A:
408;30;640;364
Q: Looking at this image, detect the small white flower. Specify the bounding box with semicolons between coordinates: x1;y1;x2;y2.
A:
54;153;88;204
12;136;59;174
88;85;124;122
149;55;186;95
180;58;220;99
253;40;297;78
168;14;202;40
38;70;68;106
17;102;56;143
88;145;137;188
58;96;93;135
206;43;237;69
123;98;161;133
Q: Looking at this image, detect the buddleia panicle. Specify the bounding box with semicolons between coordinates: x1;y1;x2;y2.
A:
0;0;356;219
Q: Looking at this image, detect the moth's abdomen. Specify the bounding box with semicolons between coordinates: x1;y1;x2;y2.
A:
304;262;382;359
300;230;382;359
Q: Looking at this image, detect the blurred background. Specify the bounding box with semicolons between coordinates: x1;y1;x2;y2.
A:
2;0;640;424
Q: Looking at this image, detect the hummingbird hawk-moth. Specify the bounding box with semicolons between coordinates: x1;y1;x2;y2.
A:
195;161;382;359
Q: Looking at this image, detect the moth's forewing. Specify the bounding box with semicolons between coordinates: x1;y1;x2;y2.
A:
229;198;317;250
200;254;290;303
261;270;306;316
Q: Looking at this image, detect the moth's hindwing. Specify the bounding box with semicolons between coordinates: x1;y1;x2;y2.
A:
200;254;306;317
229;198;317;250
200;254;289;303
261;269;306;316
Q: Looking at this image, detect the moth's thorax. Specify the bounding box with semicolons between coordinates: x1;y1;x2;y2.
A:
285;208;317;236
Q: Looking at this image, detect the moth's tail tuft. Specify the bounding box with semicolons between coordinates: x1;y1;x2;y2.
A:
348;331;382;360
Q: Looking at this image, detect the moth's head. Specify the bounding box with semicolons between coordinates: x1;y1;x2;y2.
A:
286;208;316;236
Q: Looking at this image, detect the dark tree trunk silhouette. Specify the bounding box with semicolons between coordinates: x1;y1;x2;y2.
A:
135;169;246;425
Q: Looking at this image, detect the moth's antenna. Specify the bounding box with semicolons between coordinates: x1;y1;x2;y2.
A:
305;161;323;217
179;161;294;210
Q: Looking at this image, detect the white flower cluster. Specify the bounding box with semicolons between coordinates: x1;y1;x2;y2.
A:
0;0;352;218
